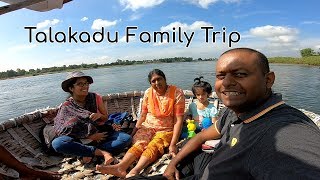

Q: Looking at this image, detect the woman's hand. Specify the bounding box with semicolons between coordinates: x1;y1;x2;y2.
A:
135;123;142;129
163;162;180;180
169;144;178;158
87;132;107;142
89;113;102;121
131;123;142;136
112;123;121;131
135;113;146;130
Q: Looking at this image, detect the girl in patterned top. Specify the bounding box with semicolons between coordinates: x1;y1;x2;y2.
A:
186;76;218;132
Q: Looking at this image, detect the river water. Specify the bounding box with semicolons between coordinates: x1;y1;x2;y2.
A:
0;61;319;122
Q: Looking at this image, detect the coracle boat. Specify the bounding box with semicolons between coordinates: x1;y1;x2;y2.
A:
0;90;319;179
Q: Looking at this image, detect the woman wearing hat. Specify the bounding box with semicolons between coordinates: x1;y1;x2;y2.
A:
51;71;132;165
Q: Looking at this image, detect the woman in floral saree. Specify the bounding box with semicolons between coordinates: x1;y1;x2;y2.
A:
96;69;185;178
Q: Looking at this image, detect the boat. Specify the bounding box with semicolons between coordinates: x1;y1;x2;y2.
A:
0;0;72;15
0;90;319;179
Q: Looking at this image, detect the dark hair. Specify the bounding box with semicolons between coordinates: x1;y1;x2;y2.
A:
221;48;270;74
192;76;212;96
148;69;166;83
66;78;78;94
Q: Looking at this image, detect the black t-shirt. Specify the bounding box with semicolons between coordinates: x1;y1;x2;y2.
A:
201;94;320;180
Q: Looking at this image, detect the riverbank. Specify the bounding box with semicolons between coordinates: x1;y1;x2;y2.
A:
269;56;320;66
0;57;196;80
1;56;319;80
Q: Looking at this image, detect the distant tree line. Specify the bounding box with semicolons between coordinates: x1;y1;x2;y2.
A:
0;57;216;79
268;48;320;66
3;48;318;80
300;48;320;57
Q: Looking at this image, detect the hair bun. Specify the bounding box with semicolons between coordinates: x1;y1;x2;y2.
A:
194;76;203;83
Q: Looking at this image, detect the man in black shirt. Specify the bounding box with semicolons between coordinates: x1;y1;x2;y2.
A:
161;48;320;179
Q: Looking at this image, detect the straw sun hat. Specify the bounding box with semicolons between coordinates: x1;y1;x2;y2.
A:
61;71;93;92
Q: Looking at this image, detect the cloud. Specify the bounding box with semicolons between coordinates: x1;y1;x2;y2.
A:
8;44;37;52
94;56;114;64
249;25;298;44
91;19;118;30
161;21;212;31
233;10;281;19
297;37;320;54
81;17;89;21
113;43;226;62
36;19;60;29
249;25;298;37
119;0;165;11
266;36;296;43
184;0;240;9
119;35;136;42
153;39;168;46
301;21;320;25
129;13;142;21
119;36;127;43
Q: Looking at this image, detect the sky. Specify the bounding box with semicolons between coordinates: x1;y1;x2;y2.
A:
0;0;319;72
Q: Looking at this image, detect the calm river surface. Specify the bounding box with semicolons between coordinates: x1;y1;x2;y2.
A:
0;61;319;122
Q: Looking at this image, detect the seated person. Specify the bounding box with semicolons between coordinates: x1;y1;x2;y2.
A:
51;71;132;165
96;69;185;178
186;76;218;131
185;76;219;152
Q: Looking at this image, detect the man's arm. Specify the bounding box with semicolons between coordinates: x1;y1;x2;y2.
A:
163;122;221;179
0;145;60;179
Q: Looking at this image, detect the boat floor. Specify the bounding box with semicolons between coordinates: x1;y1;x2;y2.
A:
44;147;175;179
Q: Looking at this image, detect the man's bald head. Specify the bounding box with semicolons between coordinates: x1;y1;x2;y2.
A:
220;48;270;75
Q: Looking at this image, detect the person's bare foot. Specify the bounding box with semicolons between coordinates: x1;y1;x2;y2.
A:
20;169;61;180
126;168;139;178
104;157;114;165
96;164;127;178
81;156;92;164
101;151;114;165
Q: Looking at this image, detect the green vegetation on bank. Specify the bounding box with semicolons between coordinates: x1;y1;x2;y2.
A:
300;48;320;57
1;48;319;80
268;56;320;66
269;48;320;66
0;57;215;79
